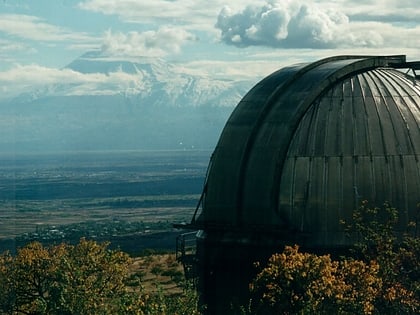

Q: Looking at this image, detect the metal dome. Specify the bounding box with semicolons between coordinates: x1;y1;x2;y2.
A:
187;55;420;314
194;55;420;248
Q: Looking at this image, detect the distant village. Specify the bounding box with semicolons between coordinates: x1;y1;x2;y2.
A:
15;219;174;248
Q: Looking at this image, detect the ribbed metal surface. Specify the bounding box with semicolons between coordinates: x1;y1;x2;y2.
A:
196;55;420;248
279;68;420;246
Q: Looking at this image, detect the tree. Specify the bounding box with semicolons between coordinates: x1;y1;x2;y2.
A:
50;239;132;314
249;245;381;314
0;239;132;314
0;252;15;314
248;202;420;314
0;239;201;315
345;201;420;314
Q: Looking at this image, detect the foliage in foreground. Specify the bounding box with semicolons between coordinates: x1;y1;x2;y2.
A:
0;239;200;315
248;201;420;314
0;202;418;315
249;245;381;314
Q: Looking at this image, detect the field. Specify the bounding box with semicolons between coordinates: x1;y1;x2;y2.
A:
0;150;210;254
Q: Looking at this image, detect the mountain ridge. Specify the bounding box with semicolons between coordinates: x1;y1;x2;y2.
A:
0;52;255;153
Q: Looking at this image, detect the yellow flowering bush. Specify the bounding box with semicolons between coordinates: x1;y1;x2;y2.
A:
249;245;381;314
0;239;200;315
249;202;420;314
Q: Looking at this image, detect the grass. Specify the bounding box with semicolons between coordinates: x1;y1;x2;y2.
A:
129;253;186;295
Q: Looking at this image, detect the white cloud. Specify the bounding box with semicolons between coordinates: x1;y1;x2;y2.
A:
78;0;257;32
0;14;92;42
0;64;145;99
100;27;198;57
78;0;420;27
332;0;420;22
0;56;270;100
0;39;36;55
216;2;348;48
215;1;420;49
78;0;420;52
1;46;419;101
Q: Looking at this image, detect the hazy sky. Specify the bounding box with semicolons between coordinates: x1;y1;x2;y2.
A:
1;0;419;98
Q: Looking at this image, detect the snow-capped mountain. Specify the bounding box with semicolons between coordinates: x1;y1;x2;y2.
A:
16;51;251;106
0;52;255;153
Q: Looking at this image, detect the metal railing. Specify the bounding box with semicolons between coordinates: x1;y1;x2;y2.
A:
176;231;198;281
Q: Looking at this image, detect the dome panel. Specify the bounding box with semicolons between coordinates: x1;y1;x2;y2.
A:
277;69;420;246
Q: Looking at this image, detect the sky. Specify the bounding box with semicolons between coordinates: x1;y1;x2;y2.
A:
0;0;419;99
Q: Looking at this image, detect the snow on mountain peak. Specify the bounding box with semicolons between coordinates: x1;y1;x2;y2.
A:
18;50;254;107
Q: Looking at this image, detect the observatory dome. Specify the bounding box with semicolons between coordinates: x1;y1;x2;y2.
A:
190;55;420;314
194;55;420;248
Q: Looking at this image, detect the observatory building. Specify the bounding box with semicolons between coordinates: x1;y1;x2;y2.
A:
184;55;420;314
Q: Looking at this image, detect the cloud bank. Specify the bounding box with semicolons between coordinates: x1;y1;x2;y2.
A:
0;14;91;42
0;64;144;99
78;0;420;52
216;1;378;48
101;28;198;58
78;0;229;32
